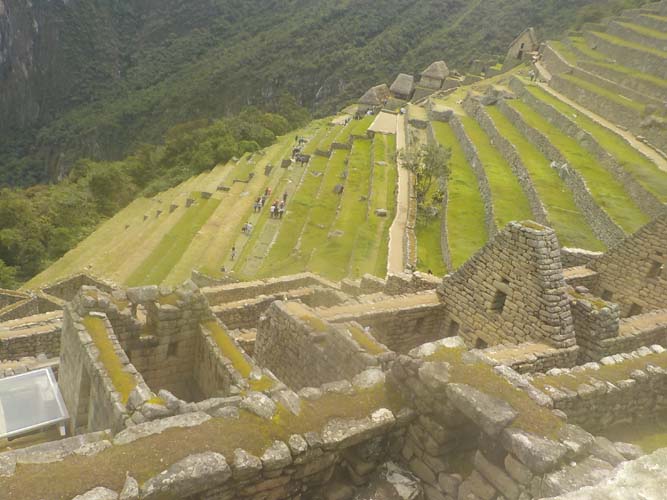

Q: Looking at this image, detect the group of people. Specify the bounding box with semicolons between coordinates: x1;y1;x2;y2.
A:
252;188;288;219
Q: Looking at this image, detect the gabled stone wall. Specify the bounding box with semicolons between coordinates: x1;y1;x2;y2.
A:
439;221;576;349
590;213;667;315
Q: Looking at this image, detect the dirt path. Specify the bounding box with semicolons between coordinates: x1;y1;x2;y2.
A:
537;81;667;173
387;114;409;275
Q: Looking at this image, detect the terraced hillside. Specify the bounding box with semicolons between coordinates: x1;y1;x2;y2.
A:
23;0;667;289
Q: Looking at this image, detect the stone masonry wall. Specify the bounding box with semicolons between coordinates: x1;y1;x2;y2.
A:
510;76;666;219
202;273;338;306
439;221;577;349
531;345;667;432
450;115;497;238
0;324;61;360
463;98;550;225
497;98;626;247
42;273;114;302
590;213;667;315
255;302;377;390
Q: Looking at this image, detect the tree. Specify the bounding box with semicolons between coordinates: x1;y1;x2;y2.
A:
0;259;17;289
401;143;451;205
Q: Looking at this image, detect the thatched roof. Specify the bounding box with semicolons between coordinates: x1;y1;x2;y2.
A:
358;84;391;106
389;73;415;98
421;61;450;80
509;27;538;50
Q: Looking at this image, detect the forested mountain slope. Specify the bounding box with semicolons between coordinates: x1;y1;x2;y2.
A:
0;0;643;186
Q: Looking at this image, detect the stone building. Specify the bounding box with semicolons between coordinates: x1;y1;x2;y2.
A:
389;73;416;100
503;27;539;70
0;215;666;499
419;60;450;90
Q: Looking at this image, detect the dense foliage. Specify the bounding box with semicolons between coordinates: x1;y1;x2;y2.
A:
0;98;309;288
0;0;645;187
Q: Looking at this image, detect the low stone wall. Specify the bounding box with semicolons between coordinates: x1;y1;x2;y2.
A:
389;337;628;499
531;345;667;431
569;291;621;362
463;98;549;225
0;324;61;360
584;31;667;80
255;302;378;390
0;355;59;379
211;287;344;331
0;298;39;322
425;121;453;270
384;272;441;296
41;273;113;302
202;273;338;305
450;115;497;238
579;59;667;102
498;98;626;247
511;76;666;219
0;290;27;310
319;293;447;354
561;248;603;268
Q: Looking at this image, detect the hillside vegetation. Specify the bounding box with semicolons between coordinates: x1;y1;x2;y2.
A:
0;0;645;186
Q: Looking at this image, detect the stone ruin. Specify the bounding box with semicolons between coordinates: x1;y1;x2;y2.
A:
1;215;667;499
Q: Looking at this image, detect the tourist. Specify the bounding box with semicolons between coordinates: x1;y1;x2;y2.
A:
279;201;285;219
283;192;288;203
270;204;276;218
246;222;253;234
528;69;536;82
231;246;236;261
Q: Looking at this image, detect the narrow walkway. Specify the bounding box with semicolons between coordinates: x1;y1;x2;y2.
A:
537;82;667;173
388;114;409;274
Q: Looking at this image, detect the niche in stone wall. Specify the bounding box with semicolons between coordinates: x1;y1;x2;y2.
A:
490;278;510;314
601;289;614;301
647;260;664;279
628;303;643;318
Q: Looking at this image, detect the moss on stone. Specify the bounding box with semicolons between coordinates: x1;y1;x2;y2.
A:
83;316;136;404
204;320;274;392
347;325;387;355
427;346;563;440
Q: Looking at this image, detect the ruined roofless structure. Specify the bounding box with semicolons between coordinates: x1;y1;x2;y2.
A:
1;214;667;499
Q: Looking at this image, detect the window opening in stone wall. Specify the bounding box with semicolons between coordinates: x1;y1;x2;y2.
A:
475;338;488;349
167;341;179;358
647;261;664;279
628;303;643;317
448;320;460;337
490;279;509;313
601;289;613;301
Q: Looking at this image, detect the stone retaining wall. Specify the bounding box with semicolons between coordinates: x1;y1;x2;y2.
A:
463;98;550;226
531;345;667;431
426;121;453;269
42;273;114;302
450;115;498;238
561;248;603;268
0;324;61;360
497;98;626;247
584;31;667;80
511;76;666;219
255;302;377;390
202;273;338;306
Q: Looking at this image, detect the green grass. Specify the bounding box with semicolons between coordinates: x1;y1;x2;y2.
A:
373;135;398;277
526;85;667;202
348;115;374;137
316;124;344;153
591;31;667;59
507;99;649;233
415;212;447;275
126;193;221;286
460;115;533;228
569;36;609;61
585;60;667;89
559;73;645;113
350;136;397;278
485;106;604;250
432;121;488;269
615;21;667;41
309;139;373;280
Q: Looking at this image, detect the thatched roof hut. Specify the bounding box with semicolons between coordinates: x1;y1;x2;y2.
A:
389;73;415;100
358;84;391;107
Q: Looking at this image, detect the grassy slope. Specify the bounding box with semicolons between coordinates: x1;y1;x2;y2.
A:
309;139;373;280
485;106;604;251
507;99;649;233
126;194;222;286
559;73;645;113
350;135;397;278
526;85;667;202
591;31;667;58
460;115;533;228
432;121;488;269
258;148;350;278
